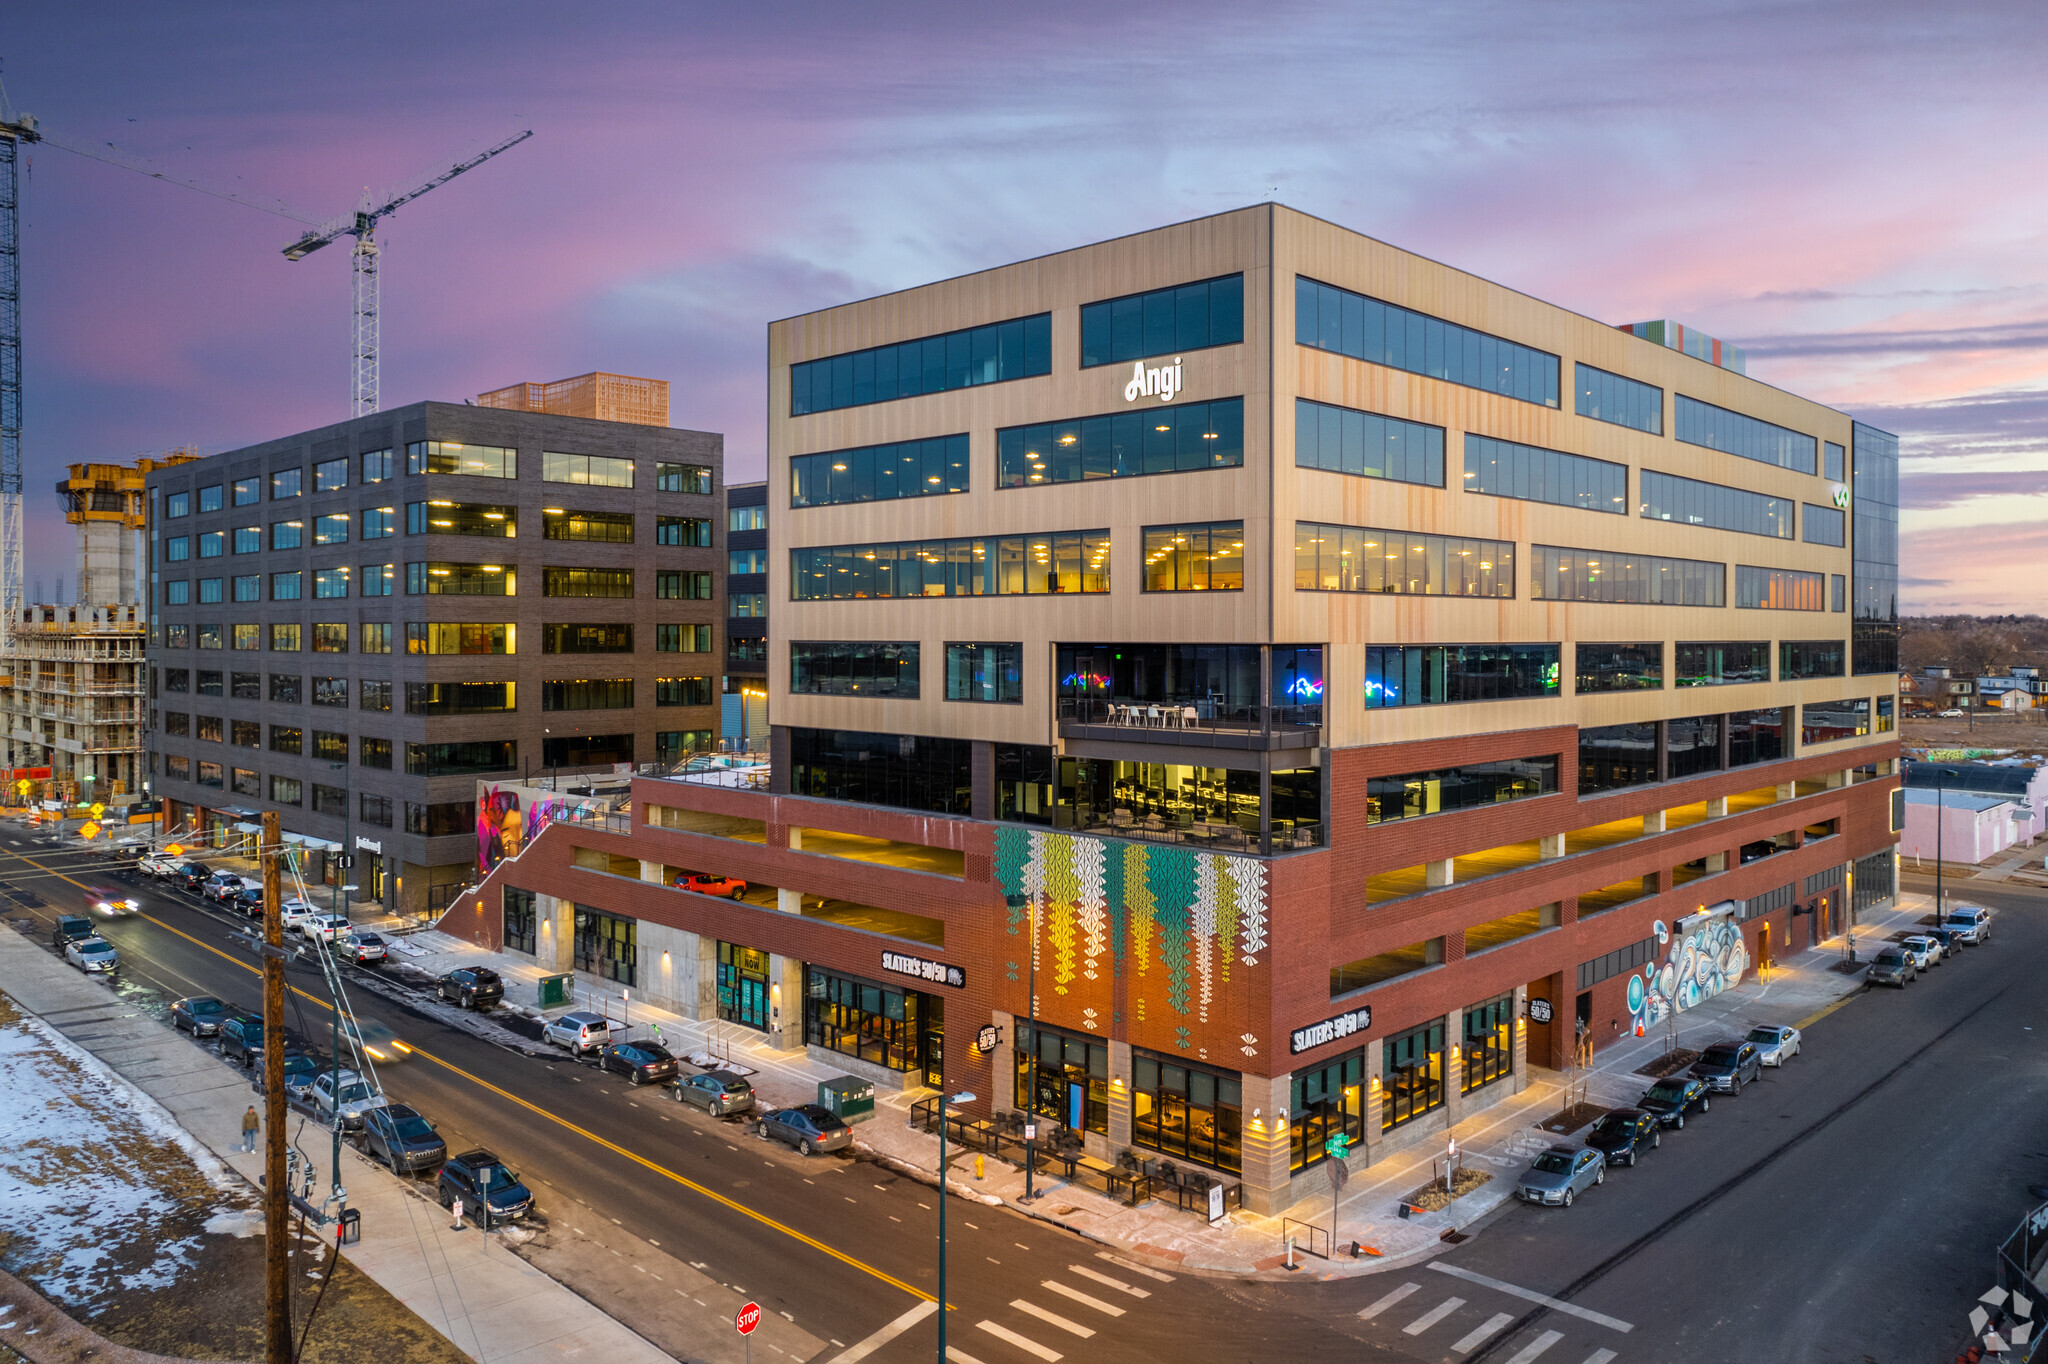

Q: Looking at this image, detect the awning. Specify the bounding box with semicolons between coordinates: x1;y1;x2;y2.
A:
282;834;343;852
234;822;263;834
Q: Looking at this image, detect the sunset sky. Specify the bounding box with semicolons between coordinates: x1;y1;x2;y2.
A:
8;2;2046;612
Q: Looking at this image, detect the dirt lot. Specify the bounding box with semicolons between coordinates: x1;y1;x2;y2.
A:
1900;712;2048;755
0;991;465;1364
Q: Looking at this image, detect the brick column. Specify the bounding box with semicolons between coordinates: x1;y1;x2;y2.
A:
1107;1039;1133;1149
1237;1070;1293;1216
1361;1037;1384;1163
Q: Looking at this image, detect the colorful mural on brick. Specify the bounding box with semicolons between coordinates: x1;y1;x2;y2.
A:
992;828;1268;1063
1627;908;1749;1035
475;782;614;874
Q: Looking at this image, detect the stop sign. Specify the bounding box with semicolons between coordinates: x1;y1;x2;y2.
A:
736;1302;761;1337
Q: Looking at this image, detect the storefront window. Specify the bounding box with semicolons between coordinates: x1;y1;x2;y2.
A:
1382;1019;1445;1130
1013;1024;1108;1136
1461;993;1513;1093
1289;1051;1364;1172
573;906;635;986
504;887;536;956
718;943;770;1031
804;967;936;1075
1132;1051;1241;1174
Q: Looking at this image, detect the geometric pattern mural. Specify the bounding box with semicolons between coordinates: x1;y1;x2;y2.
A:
993;827;1268;1061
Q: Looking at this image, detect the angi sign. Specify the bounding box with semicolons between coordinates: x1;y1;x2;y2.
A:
1830;482;1851;509
881;950;965;989
1124;356;1183;404
1290;1005;1371;1055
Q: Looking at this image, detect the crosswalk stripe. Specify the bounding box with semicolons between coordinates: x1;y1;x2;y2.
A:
1582;1351;1617;1364
1041;1280;1125;1317
1427;1261;1633;1333
975;1321;1060;1362
1505;1329;1565;1363
944;1349;988;1364
1360;1282;1421;1320
1403;1296;1466;1335
1094;1250;1175;1282
825;1301;938;1363
1012;1300;1095;1338
1452;1313;1516;1353
1067;1264;1150;1298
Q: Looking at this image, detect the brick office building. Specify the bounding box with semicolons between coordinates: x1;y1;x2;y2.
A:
441;206;1901;1214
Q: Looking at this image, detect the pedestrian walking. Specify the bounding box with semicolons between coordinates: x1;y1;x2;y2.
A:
241;1105;260;1153
450;1196;464;1231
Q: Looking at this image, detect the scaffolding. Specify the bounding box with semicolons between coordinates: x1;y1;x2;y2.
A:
476;371;669;427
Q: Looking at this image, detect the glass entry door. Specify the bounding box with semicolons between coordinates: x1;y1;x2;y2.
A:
718;943;770;1031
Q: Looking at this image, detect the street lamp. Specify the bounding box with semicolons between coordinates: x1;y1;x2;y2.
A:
1004;891;1043;1203
1928;764;1960;926
935;1088;976;1364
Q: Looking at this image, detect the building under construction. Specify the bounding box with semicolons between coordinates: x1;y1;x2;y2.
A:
0;454;189;804
476;371;670;427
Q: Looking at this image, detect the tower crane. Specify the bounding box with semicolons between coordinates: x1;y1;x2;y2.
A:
283;130;532;417
0;108;37;628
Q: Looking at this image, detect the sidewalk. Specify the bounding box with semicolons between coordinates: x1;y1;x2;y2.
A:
0;921;693;1364
399;897;1925;1280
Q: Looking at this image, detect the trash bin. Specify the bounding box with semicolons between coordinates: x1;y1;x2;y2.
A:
817;1075;876;1126
336;1207;361;1246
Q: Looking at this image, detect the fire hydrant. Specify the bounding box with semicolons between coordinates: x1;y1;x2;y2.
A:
975;1155;985;1181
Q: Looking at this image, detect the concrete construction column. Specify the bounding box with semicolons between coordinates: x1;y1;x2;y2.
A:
1642;809;1667;833
787;825;803;852
1776;781;1797;802
537;892;574;973
636;921;700;1017
696;936;719;1019
777;887;803;915
1827;768;1849;789
1706;796;1729;818
639;859;663;885
1511;985;1530;1094
1236;1070;1293;1216
1425;858;1454;889
1106;1039;1133;1149
767;953;806;1052
1539;832;1565;859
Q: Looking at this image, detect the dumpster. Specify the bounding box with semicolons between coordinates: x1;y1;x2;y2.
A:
817;1075;876;1125
538;974;572;1009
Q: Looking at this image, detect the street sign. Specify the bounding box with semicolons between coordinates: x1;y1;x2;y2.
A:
1207;1181;1225;1225
736;1302;761;1336
334;853;354;869
1324;1133;1351;1160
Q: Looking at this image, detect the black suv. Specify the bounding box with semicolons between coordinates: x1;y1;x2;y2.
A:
1638;1075;1711;1129
437;1149;533;1226
219;1013;266;1066
52;914;95;949
1689;1039;1763;1095
1584;1107;1660;1167
437;967;504;1010
177;862;212;892
360;1103;447;1175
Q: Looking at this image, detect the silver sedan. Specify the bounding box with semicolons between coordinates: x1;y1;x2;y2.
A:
1746;1024;1802;1066
1516;1144;1604;1207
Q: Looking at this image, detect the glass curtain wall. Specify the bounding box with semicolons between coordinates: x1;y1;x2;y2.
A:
1131;1052;1242;1174
1012;1023;1108;1135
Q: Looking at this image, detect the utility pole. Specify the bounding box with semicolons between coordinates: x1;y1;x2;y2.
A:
261;809;290;1364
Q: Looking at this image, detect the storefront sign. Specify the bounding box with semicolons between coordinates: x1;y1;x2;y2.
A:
880;951;965;989
1289;1004;1371;1054
975;1023;1001;1053
355;836;382;854
1123;356;1183;404
1207;1182;1225;1225
1830;482;1851;509
1528;998;1555;1025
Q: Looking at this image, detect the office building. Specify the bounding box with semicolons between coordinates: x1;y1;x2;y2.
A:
145;397;723;915
441;205;1900;1213
722;480;768;748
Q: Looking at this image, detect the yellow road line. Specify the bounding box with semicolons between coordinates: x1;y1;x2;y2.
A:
2;846;932;1303
1794;990;1862;1031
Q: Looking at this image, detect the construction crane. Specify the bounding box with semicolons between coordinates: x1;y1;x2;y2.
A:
0;108;40;632
283;130;532;417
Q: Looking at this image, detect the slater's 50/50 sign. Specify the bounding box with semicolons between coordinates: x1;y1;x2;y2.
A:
1290;1005;1372;1054
881;951;965;989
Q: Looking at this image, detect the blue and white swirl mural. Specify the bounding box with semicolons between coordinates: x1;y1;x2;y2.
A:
1628;906;1749;1035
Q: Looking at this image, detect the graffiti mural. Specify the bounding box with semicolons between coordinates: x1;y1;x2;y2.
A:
1627;906;1749;1036
476;781;615;874
993;827;1267;1062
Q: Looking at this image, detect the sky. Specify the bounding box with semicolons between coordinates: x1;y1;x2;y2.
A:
7;1;2048;613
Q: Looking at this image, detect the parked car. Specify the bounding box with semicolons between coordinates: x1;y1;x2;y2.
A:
674;872;748;899
279;900;324;933
437;1149;534;1225
1940;708;1966;718
1867;946;1916;987
1746;1024;1802;1066
438;967;504;1010
359;1103;447;1175
1638;1075;1711;1128
1690;1039;1763;1094
219;1013;266;1067
301;914;353;944
677;1069;756;1117
202;873;246;904
311;1068;381;1130
137;853;181;878
756;1104;853;1156
340;932;387;965
542;1010;611;1055
52;913;96;949
1898;934;1942;970
84;886;139;916
171;995;231;1037
176;862;213;892
1927;925;1966;955
598;1041;679;1085
1584;1107;1660;1167
274;1049;320;1104
233;887;265;918
1516;1145;1605;1207
65;935;120;974
1941;905;1991;944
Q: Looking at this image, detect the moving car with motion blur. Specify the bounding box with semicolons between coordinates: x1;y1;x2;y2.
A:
1516;1145;1605;1207
84;886;139;917
340;1015;411;1065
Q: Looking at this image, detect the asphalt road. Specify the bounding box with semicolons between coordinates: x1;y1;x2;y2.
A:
12;832;2043;1364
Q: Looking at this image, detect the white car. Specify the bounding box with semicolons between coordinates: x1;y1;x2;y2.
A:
1745;1024;1802;1066
1940;708;1966;718
300;914;353;943
65;935;120;974
1898;934;1942;970
311;1068;382;1130
340;932;387;965
138;853;182;878
279;900;324;933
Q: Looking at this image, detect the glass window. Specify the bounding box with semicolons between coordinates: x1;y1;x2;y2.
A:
543;622;631;653
1801;698;1870;746
538;678;631;711
197;711;224;738
198;531;224;558
270;571;301;600
231;477;260;507
164;668;190;693
1529;545;1724;606
1833;574;1847;613
806;967;932;1074
406;441;516;478
790;642;919;698
406;562;516;595
656;516;713;546
1462;993;1515;1093
164;580;190;605
1579;723;1659;793
788;727;972;815
656;730;713;763
1852;422;1900;675
312;730;348;762
231;672;261;700
314;567;349;598
657;462;712;494
271;520;303;551
728;636;766;663
233;526;261;554
791;532;1110;601
196;484;223;512
232;624;258;650
231;574;260;602
654;623;711;652
311;622;348;652
312;676;348;707
1666;714;1722;778
542;508;634;543
1381;1020;1446;1131
1463;435;1627;513
945;642;1022;703
1080;273;1244;367
163;536;190;562
361;506;396;539
360;564;394;597
270;468;302;500
406;681;516;715
793;434;971;506
791;312;1052;415
197;577;223;604
361;448;393;483
269;623;300;651
406;742;516;775
269;725;302;755
165;491;191;518
312;784;347;817
1780;640;1846;680
657;570;714;600
314;457;348;493
1142;521;1243;592
165;624;191;649
1640;469;1795;539
1295;522;1512;597
1802;503;1846;547
196;623;223;650
231;768;259;797
541;567;632;597
1824;442;1845;482
407;622;515;654
993;742;1054;824
654;676;713;707
728;548;768;574
407;501;516;536
268;673;300;703
197;761;225;789
361;622;391;653
359;739;392;771
1363;644;1559;707
996;400;1245;489
1676;641;1771;686
405;798;481;833
1876;697;1895;733
1675;395;1817;474
1130;1048;1239;1174
1729;708;1785;766
231;721;261;748
164;754;191;781
1575;643;1661;693
1292;398;1444;487
1736;565;1827;611
728;505;767;532
359;680;391;711
541;451;635;487
1296;276;1560;407
729;591;766;617
1574;363;1664;434
314;512;349;545
1367;756;1559;823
